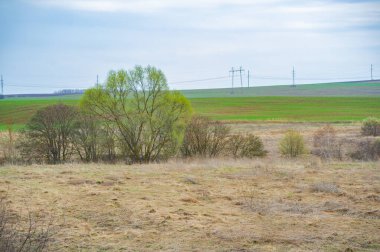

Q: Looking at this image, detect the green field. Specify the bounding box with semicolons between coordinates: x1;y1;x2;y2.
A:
191;96;380;121
1;81;379;130
1;96;380;131
0;98;79;131
181;80;380;98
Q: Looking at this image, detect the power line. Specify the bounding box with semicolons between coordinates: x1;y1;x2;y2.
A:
5;74;377;89
169;75;229;85
5;84;90;89
2;70;379;94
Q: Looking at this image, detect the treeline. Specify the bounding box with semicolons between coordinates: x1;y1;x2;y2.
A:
1;66;380;165
54;89;85;95
1;65;267;165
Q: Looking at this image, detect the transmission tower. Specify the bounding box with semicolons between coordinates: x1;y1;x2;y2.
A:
237;66;245;88
292;66;295;87
247;70;250;88
229;67;235;94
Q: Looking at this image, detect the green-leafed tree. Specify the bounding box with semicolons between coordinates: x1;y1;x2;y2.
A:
81;65;192;163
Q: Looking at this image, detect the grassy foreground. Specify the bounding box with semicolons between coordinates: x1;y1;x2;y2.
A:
1;159;379;251
2;96;379;130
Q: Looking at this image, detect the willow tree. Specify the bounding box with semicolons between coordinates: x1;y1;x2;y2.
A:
81;65;192;163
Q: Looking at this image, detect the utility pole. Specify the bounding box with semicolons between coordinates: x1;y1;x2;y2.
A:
292;66;295;87
371;64;373;80
229;67;235;94
239;66;244;88
247;70;250;88
96;74;99;85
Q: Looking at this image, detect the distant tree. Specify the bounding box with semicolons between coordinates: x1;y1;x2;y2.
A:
21;104;78;164
81;65;192;163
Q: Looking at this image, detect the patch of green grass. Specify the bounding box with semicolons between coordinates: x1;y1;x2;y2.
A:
0;98;79;128
190;96;380;122
1;95;380;131
181;80;380;98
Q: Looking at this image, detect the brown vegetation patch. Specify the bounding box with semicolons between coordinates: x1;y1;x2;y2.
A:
0;147;379;251
67;179;95;185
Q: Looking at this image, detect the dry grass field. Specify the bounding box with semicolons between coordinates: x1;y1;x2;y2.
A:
229;122;362;158
0;123;379;251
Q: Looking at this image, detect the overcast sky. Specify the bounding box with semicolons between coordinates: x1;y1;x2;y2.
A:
0;0;379;94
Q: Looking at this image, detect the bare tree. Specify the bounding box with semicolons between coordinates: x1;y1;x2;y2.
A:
21;104;78;164
72;113;101;162
181;116;230;158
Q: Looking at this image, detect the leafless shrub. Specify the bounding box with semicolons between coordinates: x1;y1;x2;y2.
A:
0;197;55;252
181;116;230;158
0;125;18;165
279;130;306;158
312;125;342;160
16;133;46;165
349;138;380;161
310;182;340;194
361;117;380;136
241;186;258;212
228;134;267;158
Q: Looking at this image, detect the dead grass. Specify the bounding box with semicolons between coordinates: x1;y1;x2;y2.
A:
309;182;341;194
229;122;361;158
0;157;379;251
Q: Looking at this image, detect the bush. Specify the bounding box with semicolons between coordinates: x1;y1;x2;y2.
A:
0;197;54;251
181;116;230;158
361;117;380;136
349;138;380;161
279;130;306;157
228;134;267;158
312;125;342;160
